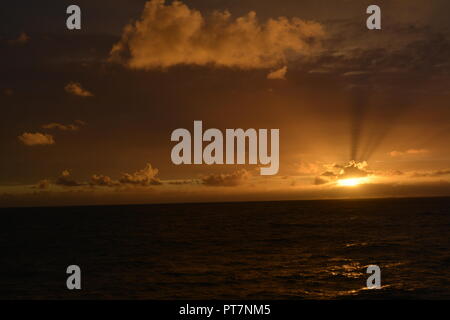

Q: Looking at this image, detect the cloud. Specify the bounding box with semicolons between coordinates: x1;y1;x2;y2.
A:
35;164;163;189
3;88;14;96
55;170;84;187
296;161;322;175
339;161;369;179
65;82;93;97
18;132;55;146
8;32;30;45
321;171;336;177
314;177;329;185
267;66;287;80
342;71;368;77
119;163;162;186
389;149;429;157
110;0;325;70
302;18;450;90
412;169;450;178
385;170;404;176
42;120;86;131
33;179;50;190
202;169;251;187
168;180;195;185
36;163;165;189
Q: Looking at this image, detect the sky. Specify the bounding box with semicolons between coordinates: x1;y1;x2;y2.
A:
1;0;450;207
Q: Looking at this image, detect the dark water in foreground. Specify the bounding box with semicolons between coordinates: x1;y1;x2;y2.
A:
1;197;450;299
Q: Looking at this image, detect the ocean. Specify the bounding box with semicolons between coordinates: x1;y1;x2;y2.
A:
1;197;450;299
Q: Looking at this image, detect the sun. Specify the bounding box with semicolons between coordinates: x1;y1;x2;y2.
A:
337;177;367;187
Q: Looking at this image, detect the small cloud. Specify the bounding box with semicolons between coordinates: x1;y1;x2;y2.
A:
168;180;195;185
55;170;84;187
18;132;55;146
33;179;50;190
314;160;370;185
342;71;368;77
267;66;287;80
90;174;119;187
389;150;403;157
74;120;87;126
110;0;325;70
8;32;30;45
202;169;251;187
308;68;331;74
65;82;93;97
119;163;162;186
412;169;450;178
42;121;86;131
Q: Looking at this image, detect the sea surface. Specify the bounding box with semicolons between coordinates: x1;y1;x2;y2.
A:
1;197;450;299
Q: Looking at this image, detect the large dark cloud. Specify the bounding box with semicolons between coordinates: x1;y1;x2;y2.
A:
118;163;162;186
